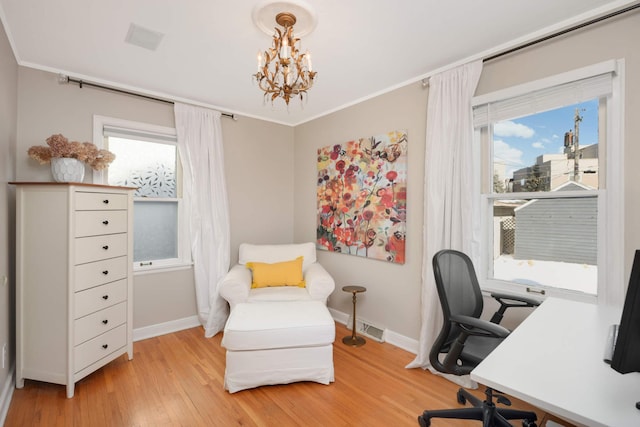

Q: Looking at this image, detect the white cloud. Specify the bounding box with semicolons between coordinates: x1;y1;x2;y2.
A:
493;139;524;167
532;141;544;149
494;120;535;138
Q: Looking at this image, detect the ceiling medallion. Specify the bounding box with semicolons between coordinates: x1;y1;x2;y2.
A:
252;2;317;105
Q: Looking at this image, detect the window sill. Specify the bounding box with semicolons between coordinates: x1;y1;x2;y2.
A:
481;279;597;305
133;261;194;276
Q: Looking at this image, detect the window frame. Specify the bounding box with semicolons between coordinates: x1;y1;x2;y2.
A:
93;115;192;274
472;59;625;305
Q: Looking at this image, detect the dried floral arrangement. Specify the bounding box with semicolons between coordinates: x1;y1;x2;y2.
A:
27;134;115;171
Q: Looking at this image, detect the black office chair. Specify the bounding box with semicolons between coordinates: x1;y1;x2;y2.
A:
418;249;540;427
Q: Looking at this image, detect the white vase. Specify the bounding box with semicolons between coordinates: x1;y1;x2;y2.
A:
51;157;85;183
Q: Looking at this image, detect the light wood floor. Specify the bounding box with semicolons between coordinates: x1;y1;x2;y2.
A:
5;323;552;426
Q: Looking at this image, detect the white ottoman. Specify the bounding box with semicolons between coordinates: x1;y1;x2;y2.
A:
221;300;335;393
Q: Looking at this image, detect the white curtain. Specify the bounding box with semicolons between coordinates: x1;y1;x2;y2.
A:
406;61;483;387
174;102;231;338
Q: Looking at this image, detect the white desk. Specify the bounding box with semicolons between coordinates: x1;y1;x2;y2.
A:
471;297;640;427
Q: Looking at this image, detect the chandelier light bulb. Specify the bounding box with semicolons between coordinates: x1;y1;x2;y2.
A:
280;35;290;59
305;51;312;72
257;51;264;71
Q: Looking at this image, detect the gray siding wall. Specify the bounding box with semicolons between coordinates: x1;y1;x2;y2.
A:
514;197;597;264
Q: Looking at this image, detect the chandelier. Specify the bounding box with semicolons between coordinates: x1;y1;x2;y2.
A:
253;12;317;105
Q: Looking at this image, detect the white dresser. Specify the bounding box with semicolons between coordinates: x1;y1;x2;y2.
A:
13;183;134;398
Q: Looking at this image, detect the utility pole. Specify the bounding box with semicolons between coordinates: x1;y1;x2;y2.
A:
564;108;585;182
573;107;583;182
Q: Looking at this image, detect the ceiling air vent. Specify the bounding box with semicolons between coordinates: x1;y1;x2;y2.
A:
125;23;164;51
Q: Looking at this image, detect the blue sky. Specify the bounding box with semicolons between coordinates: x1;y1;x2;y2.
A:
493;99;599;178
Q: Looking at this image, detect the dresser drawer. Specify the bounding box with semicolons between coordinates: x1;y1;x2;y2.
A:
74;323;127;373
74;279;127;319
75;192;128;211
75;210;127;237
75;256;127;292
75;234;128;265
75;302;127;345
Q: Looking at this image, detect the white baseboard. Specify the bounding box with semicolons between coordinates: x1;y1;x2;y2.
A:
328;307;418;354
0;311;417;424
328;307;350;325
133;315;201;342
0;365;15;427
132;309;419;353
132;310;420;354
384;329;419;354
0;316;200;422
0;317;201;420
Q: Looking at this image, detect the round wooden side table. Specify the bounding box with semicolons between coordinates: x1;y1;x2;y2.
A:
342;285;367;347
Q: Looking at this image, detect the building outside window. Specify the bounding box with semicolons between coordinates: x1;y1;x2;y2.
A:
472;60;624;303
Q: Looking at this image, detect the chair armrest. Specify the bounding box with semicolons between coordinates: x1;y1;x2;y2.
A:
490;292;541;324
440;314;510;374
304;263;335;302
450;314;511;339
218;264;252;310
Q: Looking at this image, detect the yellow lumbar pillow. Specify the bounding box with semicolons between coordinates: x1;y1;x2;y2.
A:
246;256;306;288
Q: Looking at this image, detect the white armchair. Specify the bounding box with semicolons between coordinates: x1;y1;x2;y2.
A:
219;242;335;310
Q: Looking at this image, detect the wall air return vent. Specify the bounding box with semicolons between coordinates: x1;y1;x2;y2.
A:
346;316;387;342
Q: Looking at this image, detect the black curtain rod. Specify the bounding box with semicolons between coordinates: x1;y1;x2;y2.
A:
484;2;640;62
63;76;237;120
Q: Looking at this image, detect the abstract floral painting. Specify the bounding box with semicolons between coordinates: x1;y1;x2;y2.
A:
317;130;408;264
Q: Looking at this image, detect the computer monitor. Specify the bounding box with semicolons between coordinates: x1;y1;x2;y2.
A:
611;250;640;374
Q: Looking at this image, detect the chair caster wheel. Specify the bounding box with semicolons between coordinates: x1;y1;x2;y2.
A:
417;415;431;427
456;390;466;405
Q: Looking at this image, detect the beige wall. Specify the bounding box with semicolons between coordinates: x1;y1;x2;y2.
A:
15;68;175;182
4;8;639;352
223;116;295;263
293;10;640;340
0;19;18;402
476;11;640;289
294;84;429;339
14;67;295;329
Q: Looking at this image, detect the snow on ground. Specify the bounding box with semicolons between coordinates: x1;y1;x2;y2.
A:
493;255;597;295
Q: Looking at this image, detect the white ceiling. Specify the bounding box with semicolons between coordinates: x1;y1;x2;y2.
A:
0;0;635;126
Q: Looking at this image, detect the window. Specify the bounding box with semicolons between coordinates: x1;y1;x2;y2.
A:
93;116;190;272
472;60;624;303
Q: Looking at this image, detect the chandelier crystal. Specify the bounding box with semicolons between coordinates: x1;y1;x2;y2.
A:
253;12;317;105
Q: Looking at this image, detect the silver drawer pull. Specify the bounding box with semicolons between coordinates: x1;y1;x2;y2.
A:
102;220;109;225
102;319;109;325
102;295;109;300
102;344;108;349
102;245;109;250
103;199;109;204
